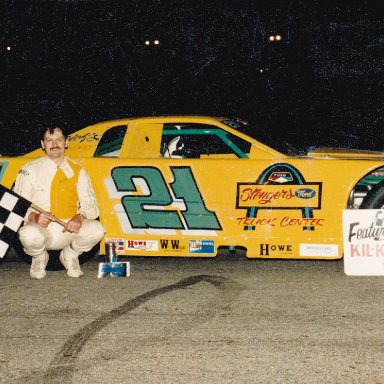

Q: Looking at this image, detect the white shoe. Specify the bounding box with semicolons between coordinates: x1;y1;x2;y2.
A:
30;251;49;280
59;247;84;278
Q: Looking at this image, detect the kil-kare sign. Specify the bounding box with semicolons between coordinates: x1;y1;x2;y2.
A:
343;209;384;276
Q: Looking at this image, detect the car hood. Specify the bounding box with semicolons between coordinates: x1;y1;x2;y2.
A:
307;147;384;160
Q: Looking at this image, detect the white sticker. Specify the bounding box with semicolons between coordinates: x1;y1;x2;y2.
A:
300;243;338;257
125;239;159;251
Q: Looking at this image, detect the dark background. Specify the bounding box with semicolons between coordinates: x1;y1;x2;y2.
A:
1;0;383;154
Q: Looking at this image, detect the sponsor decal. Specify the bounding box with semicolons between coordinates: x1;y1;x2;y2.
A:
106;238;125;254
236;216;324;227
221;119;241;129
237;184;320;208
343;209;384;275
295;188;316;199
299;244;338;257
236;217;277;226
160;239;186;252
126;239;159;251
259;243;293;256
267;172;293;184
68;132;100;143
237;163;322;232
189;240;215;254
279;216;324;227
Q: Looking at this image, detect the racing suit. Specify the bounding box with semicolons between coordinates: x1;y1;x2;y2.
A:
14;156;104;257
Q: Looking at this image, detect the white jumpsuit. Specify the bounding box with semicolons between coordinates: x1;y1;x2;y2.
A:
13;156;104;257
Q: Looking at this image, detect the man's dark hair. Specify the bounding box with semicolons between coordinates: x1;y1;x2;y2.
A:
41;126;67;140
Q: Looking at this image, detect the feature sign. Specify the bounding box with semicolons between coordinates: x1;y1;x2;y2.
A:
343;209;384;276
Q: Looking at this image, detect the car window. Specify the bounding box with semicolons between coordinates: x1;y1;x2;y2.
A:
161;123;251;158
94;125;127;157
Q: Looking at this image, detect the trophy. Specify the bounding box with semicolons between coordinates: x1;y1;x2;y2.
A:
98;240;130;278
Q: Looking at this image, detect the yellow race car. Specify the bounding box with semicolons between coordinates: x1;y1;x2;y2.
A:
1;116;384;266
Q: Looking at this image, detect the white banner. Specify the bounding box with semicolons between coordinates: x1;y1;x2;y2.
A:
343;209;384;276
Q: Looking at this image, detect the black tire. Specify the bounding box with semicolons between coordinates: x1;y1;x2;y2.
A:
359;180;384;209
12;240;100;271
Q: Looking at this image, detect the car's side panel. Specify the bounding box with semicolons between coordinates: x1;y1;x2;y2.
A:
67;156;382;260
0;158;34;189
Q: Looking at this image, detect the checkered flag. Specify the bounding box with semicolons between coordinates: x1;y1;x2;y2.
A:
0;184;31;258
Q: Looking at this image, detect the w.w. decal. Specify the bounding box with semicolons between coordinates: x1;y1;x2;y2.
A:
160;239;184;251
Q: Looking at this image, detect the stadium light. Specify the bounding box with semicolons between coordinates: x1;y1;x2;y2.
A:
269;34;282;42
144;40;160;46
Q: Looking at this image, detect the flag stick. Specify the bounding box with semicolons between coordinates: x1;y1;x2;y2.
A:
31;203;68;228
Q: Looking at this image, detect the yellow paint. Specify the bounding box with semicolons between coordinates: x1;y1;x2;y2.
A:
1;116;384;260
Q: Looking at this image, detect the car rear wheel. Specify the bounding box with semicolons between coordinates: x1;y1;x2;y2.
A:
359;180;384;209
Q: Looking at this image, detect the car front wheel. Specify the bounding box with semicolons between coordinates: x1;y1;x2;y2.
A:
359;180;384;209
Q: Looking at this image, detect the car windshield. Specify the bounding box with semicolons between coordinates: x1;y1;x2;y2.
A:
221;119;306;156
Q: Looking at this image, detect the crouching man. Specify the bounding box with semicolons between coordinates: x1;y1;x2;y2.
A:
13;125;104;279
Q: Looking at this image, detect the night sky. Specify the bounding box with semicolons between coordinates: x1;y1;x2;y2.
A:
1;0;384;154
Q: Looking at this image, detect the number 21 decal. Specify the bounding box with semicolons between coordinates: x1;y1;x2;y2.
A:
111;166;221;230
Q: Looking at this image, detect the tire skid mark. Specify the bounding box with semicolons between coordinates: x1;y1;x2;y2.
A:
42;274;230;382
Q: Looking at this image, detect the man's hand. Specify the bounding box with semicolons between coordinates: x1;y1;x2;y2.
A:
64;214;85;233
29;212;55;228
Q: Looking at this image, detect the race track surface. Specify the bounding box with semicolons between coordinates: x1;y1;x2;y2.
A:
1;252;384;384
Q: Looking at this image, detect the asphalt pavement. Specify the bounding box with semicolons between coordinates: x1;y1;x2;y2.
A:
1;251;384;384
